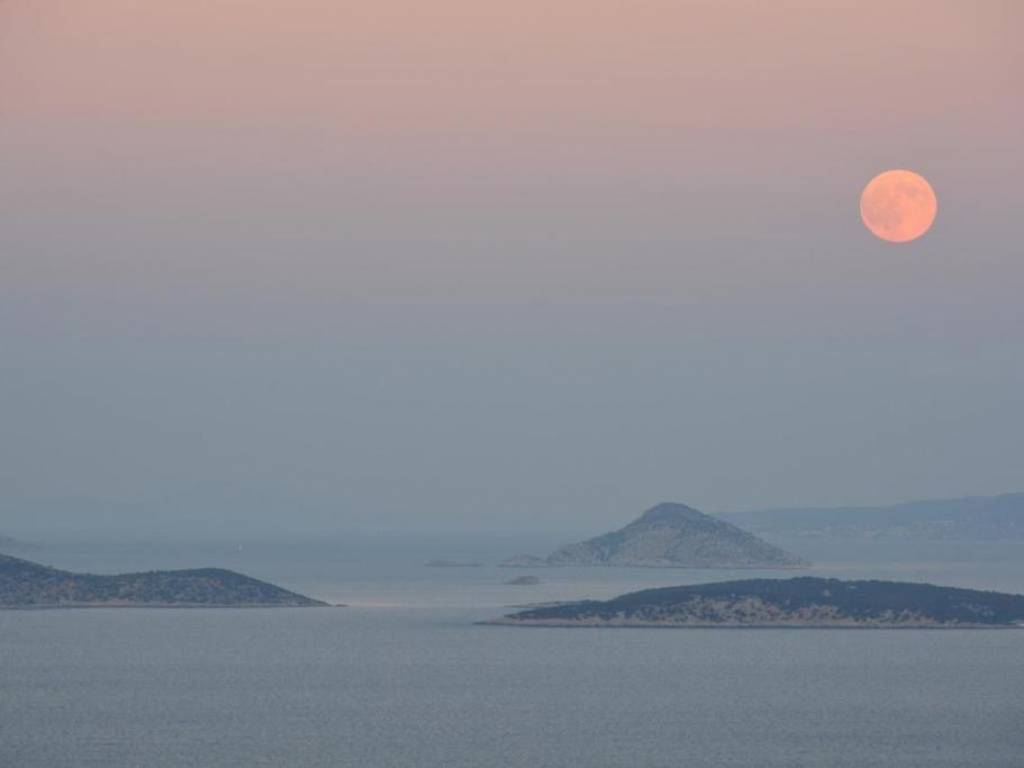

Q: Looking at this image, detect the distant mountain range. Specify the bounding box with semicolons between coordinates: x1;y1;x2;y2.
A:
502;502;807;569
489;578;1024;628
0;553;327;608
724;493;1024;540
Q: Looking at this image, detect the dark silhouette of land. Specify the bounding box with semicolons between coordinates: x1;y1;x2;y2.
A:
425;559;483;568
505;575;541;585
489;577;1024;628
0;553;327;608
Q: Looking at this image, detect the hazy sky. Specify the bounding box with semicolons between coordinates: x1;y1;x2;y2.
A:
1;1;1022;535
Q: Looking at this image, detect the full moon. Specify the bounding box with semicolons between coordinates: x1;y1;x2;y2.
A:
859;169;937;243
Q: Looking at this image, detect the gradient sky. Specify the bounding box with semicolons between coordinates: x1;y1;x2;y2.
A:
1;1;1022;535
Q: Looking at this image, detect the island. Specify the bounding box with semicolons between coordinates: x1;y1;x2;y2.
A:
505;575;541;586
424;559;483;568
500;554;548;568
485;577;1024;628
0;553;328;608
501;502;806;569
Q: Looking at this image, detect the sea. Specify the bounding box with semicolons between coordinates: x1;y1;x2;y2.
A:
2;531;1023;767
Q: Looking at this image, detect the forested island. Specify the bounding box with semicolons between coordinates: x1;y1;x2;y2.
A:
487;577;1024;628
0;553;327;608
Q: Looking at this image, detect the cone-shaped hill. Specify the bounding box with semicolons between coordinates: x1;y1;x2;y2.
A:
504;502;807;569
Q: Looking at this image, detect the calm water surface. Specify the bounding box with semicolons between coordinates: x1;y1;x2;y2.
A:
2;534;1023;767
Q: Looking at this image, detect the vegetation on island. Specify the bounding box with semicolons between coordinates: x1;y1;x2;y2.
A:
0;553;327;608
493;577;1024;628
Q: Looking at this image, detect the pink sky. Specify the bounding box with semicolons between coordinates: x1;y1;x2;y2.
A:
2;1;1020;304
4;1;1019;182
1;1;1022;525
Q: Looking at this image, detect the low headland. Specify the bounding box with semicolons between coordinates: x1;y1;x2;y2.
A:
485;577;1024;629
0;553;328;608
